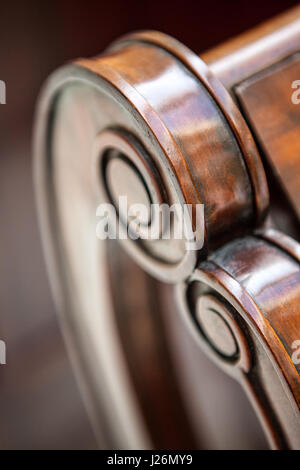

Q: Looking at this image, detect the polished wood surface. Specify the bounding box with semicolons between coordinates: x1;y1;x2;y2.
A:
34;6;300;449
183;229;300;449
202;5;300;89
236;55;300;221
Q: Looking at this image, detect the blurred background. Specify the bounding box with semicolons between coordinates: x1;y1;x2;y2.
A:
0;0;298;449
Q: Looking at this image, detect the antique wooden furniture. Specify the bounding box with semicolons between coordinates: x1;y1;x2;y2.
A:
34;6;300;449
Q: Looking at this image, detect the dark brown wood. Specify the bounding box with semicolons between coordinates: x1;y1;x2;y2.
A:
77;34;269;260
236;54;300;222
34;6;300;449
107;239;198;449
182;229;300;449
202;5;300;89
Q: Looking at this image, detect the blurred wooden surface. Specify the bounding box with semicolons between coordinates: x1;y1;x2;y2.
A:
0;0;298;449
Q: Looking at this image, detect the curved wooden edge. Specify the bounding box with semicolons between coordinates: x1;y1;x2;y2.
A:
111;30;269;227
39;63;200;282
256;227;300;262
34;65;201;448
179;232;300;448
202;5;300;88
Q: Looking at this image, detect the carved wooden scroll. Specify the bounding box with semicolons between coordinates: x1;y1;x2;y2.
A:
34;7;300;449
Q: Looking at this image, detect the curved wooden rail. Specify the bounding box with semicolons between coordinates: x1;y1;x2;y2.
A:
34;7;300;449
